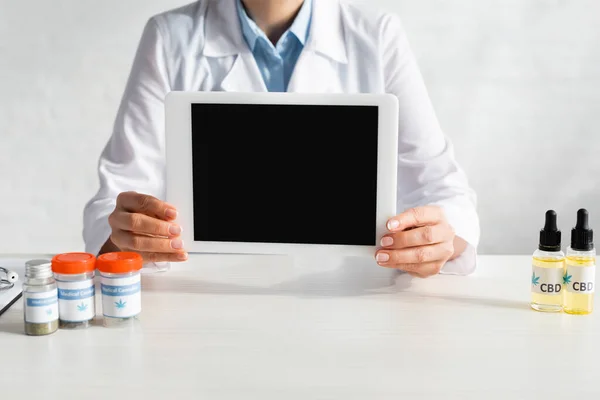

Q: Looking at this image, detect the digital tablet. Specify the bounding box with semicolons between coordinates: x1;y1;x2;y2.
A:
165;92;398;256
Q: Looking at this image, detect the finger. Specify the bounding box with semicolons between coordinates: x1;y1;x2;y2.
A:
111;230;185;253
109;211;182;238
375;242;454;266
380;223;454;249
138;251;189;263
117;192;178;221
386;206;445;232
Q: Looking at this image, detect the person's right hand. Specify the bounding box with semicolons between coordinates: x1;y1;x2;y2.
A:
107;191;188;262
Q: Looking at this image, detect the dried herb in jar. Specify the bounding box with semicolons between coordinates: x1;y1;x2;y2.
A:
23;260;59;336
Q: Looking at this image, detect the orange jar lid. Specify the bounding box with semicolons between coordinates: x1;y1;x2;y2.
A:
51;252;96;274
96;252;143;274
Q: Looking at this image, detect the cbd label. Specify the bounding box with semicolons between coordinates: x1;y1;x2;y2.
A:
531;266;563;295
564;265;596;294
24;289;59;323
56;279;95;322
100;274;141;318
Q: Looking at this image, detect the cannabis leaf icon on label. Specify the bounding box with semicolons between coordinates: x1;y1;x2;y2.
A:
115;299;127;309
531;272;540;286
563;271;572;285
77;302;88;312
46;309;53;316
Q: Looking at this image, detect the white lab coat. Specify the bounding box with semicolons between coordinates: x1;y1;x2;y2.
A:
83;0;480;274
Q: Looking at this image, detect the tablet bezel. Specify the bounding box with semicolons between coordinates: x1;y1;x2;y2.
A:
165;91;398;256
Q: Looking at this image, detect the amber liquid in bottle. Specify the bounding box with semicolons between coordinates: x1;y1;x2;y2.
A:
531;210;564;312
563;209;595;315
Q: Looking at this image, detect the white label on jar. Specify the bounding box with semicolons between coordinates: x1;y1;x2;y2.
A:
56;279;95;322
24;289;59;323
564;265;596;294
531;265;563;295
101;274;141;318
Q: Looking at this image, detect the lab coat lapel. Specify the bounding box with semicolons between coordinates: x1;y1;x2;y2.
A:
287;0;348;93
287;51;342;93
202;0;267;92
220;52;268;92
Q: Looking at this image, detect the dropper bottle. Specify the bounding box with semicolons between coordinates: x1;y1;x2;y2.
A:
531;210;565;312
564;209;596;315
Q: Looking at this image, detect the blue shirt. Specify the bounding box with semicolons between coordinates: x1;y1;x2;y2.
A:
236;0;312;92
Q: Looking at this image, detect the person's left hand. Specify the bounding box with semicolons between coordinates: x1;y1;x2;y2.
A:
375;206;456;278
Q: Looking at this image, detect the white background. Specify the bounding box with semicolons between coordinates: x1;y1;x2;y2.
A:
1;0;599;255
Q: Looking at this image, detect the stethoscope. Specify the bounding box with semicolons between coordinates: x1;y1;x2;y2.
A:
0;267;18;291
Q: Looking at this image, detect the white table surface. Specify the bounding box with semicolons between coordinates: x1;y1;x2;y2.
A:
0;254;598;399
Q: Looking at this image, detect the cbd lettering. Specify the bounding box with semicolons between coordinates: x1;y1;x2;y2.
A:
540;283;562;293
572;281;594;292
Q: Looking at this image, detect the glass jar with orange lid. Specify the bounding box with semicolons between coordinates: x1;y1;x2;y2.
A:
97;252;143;327
51;252;96;329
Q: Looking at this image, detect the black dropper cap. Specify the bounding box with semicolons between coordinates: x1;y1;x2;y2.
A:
571;208;594;251
539;210;561;251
